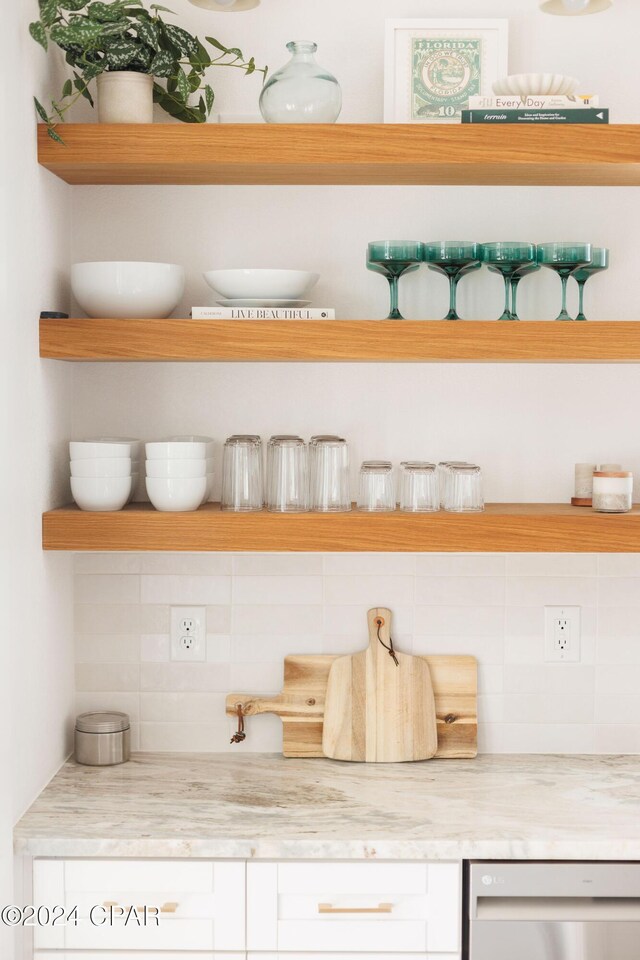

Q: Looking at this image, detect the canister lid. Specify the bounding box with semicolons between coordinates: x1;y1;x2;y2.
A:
76;711;130;734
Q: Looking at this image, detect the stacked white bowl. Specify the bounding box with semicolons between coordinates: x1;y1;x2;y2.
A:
145;437;214;512
70;438;140;511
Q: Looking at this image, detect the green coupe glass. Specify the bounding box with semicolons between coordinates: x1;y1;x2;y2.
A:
480;242;537;320
572;247;610;321
537;242;592;321
422;241;480;320
367;241;423;319
510;262;541;321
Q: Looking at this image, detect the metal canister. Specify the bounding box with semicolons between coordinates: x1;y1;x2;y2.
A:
75;711;130;766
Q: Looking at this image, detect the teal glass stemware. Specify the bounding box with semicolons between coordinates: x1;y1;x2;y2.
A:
536;242;592;321
572;247;610;321
422;241;480;320
480;242;537;320
367;241;423;319
510;262;541;321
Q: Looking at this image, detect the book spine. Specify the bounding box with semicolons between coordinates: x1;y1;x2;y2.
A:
468;95;599;109
461;109;609;124
191;308;336;320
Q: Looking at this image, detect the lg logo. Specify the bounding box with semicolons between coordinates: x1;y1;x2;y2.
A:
481;875;505;886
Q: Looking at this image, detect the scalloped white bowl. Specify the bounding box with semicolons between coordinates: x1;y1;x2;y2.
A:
493;74;580;97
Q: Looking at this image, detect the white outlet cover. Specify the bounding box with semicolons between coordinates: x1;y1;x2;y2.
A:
544;605;581;662
170;606;206;662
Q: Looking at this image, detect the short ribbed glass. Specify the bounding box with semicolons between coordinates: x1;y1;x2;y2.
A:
437;461;472;509
444;464;484;513
399;462;439;513
310;436;351;513
357;461;395;512
221;435;263;512
266;436;309;513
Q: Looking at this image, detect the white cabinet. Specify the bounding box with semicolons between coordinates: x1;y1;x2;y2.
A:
33;859;245;952
247;862;461;955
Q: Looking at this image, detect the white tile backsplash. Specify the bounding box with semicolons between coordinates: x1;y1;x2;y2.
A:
73;552;640;754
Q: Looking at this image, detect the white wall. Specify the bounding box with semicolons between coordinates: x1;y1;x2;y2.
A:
69;0;640;503
1;1;76;950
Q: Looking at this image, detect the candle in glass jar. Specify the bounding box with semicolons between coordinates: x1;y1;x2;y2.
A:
592;471;633;514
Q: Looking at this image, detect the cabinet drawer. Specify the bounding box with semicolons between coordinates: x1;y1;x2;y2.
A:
33;859;245;951
247;862;460;954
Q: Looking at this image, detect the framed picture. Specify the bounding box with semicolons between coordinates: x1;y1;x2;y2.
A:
384;19;509;123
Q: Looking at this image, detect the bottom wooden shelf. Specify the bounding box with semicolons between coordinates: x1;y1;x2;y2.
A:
42;503;640;553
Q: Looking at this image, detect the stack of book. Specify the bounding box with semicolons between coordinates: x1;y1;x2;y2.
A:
462;94;608;125
191;307;336;320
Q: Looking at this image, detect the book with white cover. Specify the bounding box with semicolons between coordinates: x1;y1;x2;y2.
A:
468;94;599;110
191;307;336;320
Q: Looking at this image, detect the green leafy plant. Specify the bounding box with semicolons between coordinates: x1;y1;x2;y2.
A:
30;0;267;142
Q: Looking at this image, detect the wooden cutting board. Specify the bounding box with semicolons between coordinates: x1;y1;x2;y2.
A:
322;607;438;762
225;653;477;760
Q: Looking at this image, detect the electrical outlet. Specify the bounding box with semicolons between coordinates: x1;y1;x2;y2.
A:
170;606;206;662
544;606;581;662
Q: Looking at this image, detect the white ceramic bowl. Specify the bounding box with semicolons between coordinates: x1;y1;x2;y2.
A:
170;435;215;457
71;457;132;478
84;437;142;458
70;440;132;460
145;441;208;461
203;269;319;301
145;459;208;479
71;476;132;512
202;474;214;505
71;262;185;319
493;74;580;97
146;476;207;512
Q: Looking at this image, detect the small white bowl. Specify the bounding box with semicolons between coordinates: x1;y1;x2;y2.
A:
71;262;185;319
146;476;207;512
71;457;132;478
84;437;142;458
71;476;132;512
146;441;208;461
127;473;140;505
202;474;214;505
145;459;207;479
70;440;132;460
493;73;580;97
203;269;319;301
170;435;215;457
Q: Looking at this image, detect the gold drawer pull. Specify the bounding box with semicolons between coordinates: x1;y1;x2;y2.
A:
161;901;179;914
102;902;154;913
318;902;393;914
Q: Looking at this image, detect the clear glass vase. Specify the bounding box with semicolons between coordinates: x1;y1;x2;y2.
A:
259;41;342;123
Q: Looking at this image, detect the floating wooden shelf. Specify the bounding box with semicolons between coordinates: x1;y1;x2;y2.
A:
40;319;640;363
42;503;640;553
37;124;640;187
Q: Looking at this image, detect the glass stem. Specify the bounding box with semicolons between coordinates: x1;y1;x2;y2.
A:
388;276;401;320
502;276;511;319
445;274;460;320
560;274;569;319
511;277;521;320
576;279;587;321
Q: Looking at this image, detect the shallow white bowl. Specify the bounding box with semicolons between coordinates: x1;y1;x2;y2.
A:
71;476;132;512
71;457;132;478
70;440;132;460
146;476;207;512
145;459;207;479
203;269;319;301
71;262;185;319
146;441;208;461
493;73;580;97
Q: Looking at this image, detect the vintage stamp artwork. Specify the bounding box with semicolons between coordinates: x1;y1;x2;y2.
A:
412;38;482;120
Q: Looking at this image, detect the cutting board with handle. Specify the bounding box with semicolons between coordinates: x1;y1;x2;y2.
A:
322;607;438;762
226;652;477;760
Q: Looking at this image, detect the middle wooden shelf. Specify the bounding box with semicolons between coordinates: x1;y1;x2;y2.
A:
40;318;640;363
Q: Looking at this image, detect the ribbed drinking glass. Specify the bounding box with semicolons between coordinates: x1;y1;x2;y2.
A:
221;435;263;512
367;241;423;319
266;436;309;513
422;241;480;320
357;461;395;512
537;242;592;320
399;462;439;513
444;464;484;513
310;436;351;512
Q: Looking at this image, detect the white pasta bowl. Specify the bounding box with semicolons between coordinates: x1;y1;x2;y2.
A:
493;74;580;97
71;476;132;512
146;477;207;512
71;262;185;319
71;458;132;478
145;459;208;479
203;269;320;301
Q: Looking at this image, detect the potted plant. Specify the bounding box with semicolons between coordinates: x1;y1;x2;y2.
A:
30;0;267;141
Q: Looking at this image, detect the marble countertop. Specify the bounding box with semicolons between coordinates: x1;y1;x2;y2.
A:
14;752;640;861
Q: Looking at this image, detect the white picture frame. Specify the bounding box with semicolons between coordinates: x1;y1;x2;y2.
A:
384;19;509;123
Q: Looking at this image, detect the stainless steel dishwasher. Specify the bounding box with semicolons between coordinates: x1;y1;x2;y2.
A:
468;861;640;960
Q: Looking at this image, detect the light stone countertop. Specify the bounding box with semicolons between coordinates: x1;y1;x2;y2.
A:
14;752;640;861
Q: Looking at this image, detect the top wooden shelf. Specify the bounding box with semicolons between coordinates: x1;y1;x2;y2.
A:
37;123;640;187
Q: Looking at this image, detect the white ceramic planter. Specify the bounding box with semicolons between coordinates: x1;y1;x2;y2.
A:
97;71;154;124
